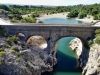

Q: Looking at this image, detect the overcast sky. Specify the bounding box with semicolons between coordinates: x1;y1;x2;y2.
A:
0;0;100;6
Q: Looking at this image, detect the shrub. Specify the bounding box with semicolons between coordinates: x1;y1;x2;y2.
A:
0;47;5;51
95;36;100;45
6;36;12;44
12;35;19;43
10;50;15;53
78;12;86;19
11;46;19;51
95;29;100;34
16;58;21;62
6;35;18;44
4;44;10;48
0;51;5;56
87;40;93;46
17;52;21;57
93;15;98;20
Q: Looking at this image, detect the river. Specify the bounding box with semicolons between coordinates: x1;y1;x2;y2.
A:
42;18;87;24
42;37;82;75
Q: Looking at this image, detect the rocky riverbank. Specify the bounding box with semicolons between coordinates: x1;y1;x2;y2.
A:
0;35;57;75
69;37;100;75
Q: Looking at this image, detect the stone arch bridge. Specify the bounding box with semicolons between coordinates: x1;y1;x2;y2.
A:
1;24;99;53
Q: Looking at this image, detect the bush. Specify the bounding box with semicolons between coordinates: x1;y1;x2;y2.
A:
95;29;100;34
0;47;5;51
95;36;100;45
67;10;79;18
4;44;10;48
17;52;21;57
11;46;19;51
23;17;36;23
6;35;18;44
78;12;86;19
12;35;19;42
93;15;98;20
10;50;15;53
0;51;5;56
16;58;21;62
87;40;93;46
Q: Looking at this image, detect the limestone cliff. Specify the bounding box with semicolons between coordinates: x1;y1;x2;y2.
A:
69;38;83;58
82;43;100;75
0;36;57;75
69;37;100;75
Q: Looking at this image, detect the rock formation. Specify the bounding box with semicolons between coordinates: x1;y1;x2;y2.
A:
70;37;100;75
0;36;57;75
69;38;83;58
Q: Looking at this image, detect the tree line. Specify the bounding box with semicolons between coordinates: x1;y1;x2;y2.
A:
0;3;100;23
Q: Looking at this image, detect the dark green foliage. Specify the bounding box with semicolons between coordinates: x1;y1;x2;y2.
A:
95;29;100;37
1;3;100;21
91;8;98;16
67;10;79;18
23;17;36;23
17;52;21;57
31;13;39;18
8;14;22;20
95;29;100;45
16;57;21;62
0;4;9;11
95;37;100;45
93;15;98;20
0;51;5;56
87;40;93;46
0;26;5;36
78;12;87;19
0;47;5;51
11;46;19;51
4;44;10;48
6;35;18;44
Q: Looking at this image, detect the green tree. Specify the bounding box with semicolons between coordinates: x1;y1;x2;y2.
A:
78;12;87;19
67;10;79;18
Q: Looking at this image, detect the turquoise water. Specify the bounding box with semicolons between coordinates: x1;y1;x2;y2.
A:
42;37;82;75
42;18;88;24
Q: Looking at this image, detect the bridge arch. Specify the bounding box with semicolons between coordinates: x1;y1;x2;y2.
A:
26;35;47;50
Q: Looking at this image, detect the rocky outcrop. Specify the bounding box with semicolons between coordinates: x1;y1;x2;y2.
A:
0;36;57;75
82;43;100;75
69;38;83;58
70;37;100;75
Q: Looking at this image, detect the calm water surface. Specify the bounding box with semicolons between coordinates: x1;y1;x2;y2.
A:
42;18;88;24
42;37;82;75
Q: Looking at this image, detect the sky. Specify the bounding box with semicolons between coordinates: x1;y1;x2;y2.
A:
0;0;100;6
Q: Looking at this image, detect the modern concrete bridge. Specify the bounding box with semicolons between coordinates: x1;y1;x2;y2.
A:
1;24;99;52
